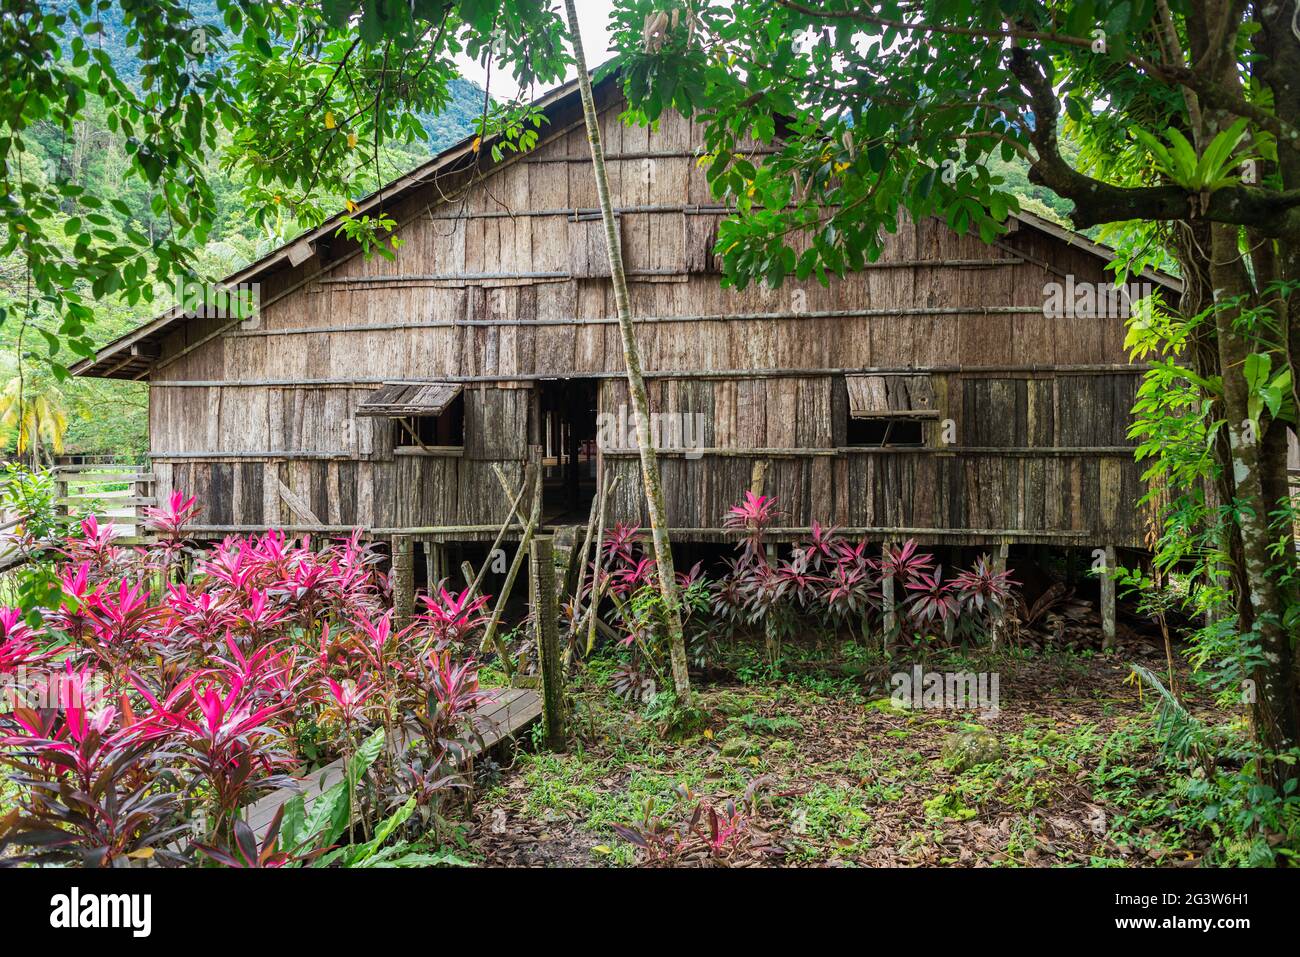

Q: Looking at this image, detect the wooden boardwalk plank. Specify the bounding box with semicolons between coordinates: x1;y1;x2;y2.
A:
243;688;541;840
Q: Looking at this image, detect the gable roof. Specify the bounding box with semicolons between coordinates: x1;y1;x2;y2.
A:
71;69;605;380
72;71;1181;380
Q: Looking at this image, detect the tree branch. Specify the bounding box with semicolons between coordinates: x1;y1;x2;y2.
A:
1008;47;1300;235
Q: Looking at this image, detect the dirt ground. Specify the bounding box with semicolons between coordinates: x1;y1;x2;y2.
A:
465;637;1214;867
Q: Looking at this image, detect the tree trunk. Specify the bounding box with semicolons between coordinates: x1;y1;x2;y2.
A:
1209;221;1300;784
560;0;691;703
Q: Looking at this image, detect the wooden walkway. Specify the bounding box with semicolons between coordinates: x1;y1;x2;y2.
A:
245;688;541;840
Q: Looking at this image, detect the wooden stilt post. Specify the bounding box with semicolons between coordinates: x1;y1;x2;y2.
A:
942;545;956;644
434;543;450;592
54;471;69;521
990;542;1010;649
1100;544;1117;651
881;541;896;654
530;535;567;750
424;543;436;597
392;534;414;629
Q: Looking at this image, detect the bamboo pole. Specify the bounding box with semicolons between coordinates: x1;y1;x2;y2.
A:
479;469;543;678
494;464;531;525
565;470;605;607
562;0;690;702
579;472;620;654
464;466;530;603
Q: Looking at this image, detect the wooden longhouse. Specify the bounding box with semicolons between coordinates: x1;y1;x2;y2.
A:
72;74;1179;597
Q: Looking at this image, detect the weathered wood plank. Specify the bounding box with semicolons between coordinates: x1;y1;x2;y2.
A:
243;688;541;840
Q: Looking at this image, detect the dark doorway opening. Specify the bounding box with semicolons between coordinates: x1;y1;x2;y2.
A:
537;378;599;523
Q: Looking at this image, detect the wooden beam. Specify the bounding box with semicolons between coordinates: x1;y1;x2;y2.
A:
1100;544;1117;651
530;535;567;751
276;479;323;526
148;364;1152;389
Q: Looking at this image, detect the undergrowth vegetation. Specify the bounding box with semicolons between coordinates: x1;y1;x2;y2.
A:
474;642;1298;867
2;470;1295;868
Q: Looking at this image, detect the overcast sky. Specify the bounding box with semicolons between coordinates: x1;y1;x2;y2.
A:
452;0;618;101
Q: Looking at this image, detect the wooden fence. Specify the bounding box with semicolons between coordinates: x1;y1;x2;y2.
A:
53;461;156;540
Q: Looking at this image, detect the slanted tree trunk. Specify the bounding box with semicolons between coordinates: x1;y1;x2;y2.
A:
560;0;690;702
1190;11;1300;783
1208;215;1300;784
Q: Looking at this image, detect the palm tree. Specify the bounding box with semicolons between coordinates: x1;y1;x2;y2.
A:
0;375;68;468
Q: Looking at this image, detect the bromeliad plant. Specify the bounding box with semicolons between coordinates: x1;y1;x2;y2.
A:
0;484;496;868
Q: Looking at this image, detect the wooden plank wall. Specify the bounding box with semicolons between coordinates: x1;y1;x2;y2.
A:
144;82;1156;547
602;451;1142;545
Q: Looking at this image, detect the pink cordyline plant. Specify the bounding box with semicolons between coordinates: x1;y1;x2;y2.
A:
723;491;779;566
62;515;121;573
163;582;236;650
798;521;841;571
0;606;49;672
211;634;295;701
350;610;397;674
879;540;935;583
420;648;494;764
45;563;98;648
77;579;169;688
905;566;961;626
821;560;878;623
0;665;188;867
951;555;1019;616
612;557;657;598
417;586;491;648
143;490;199;577
133;673;297;839
601;522;642;565
772;551;825;609
143;490;199;538
223;587;290;648
326;676;375;725
2;663;121;786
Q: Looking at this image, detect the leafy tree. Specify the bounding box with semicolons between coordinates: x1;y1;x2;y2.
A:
1;1;568;375
611;0;1300;784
